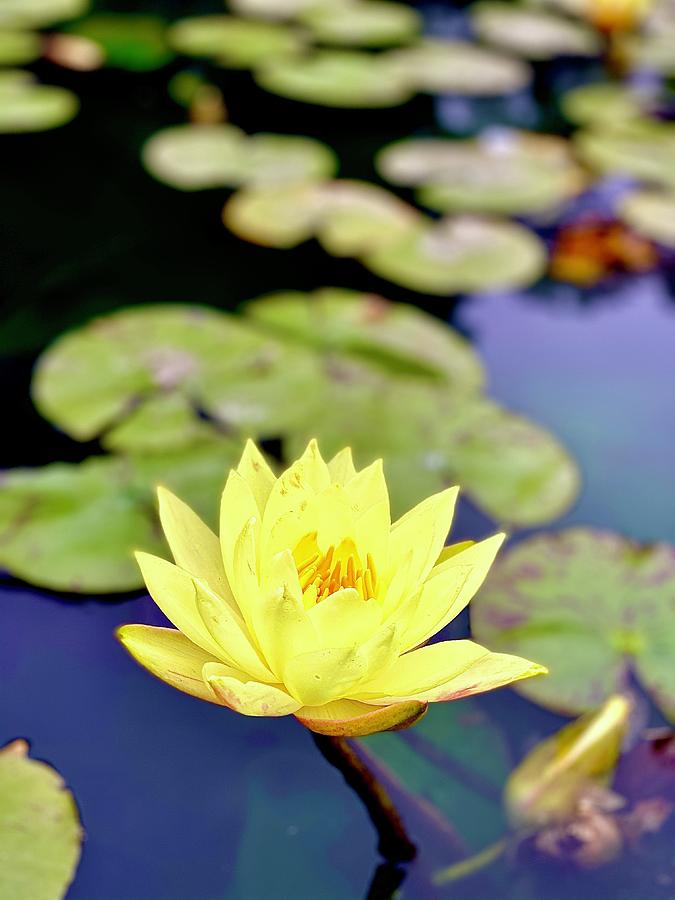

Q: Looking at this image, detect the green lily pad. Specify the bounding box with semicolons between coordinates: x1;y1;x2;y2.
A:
0;30;41;65
377;131;584;215
471;3;602;60
0;740;82;900
224;181;325;247
284;374;579;524
246;286;485;389
560;82;651;126
363;216;547;295
0;441;240;593
255;48;414;107
0;70;78;133
144;124;337;190
315;180;421;256
574;119;675;189
242;132;338;185
387;38;532;95
168;15;306;69
64;14;173;72
298;0;421;48
142;124;248;191
618;188;675;248
0;0;88;29
229;0;342;18
471;528;675;721
32;303;317;446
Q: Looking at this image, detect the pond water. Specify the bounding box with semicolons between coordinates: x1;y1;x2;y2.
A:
2;1;675;898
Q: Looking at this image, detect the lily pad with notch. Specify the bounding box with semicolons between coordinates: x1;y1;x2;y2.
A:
471;528;675;721
0;740;82;900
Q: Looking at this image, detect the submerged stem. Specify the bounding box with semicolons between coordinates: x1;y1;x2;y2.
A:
433;837;508;885
312;733;417;863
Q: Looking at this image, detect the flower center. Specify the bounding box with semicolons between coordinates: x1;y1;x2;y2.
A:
293;532;378;604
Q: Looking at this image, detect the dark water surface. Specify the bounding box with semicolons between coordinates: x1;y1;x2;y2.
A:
2;3;675;898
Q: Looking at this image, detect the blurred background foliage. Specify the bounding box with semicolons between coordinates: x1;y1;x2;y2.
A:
1;0;675;897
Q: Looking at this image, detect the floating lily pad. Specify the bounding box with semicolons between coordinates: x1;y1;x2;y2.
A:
377;131;584;215
575;119;675;189
618;188;675;247
142;124;248;190
471;528;675;720
560;82;650;126
255;48;413;107
65;14;173;71
388;38;532;95
0;740;82;900
363;216;547;295
0;30;41;65
32;304;317;445
224;181;325;247
298;0;421;48
0;441;240;593
315;180;421;255
471;3;602;60
246;287;485;389
229;0;339;17
243;132;338;184
169;15;306;68
143;125;336;191
0;70;78;133
0;0;88;28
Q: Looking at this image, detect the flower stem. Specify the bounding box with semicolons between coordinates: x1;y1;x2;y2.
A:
312;733;417;863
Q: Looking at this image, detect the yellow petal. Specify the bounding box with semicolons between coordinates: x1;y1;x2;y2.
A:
194;579;275;683
307;587;382;647
219;470;259;587
229;516;261;627
203;662;301;716
135;552;223;657
295;698;428;736
263;483;354;565
355;640;546;703
328;447;357;484
157;486;233;602
399;533;506;651
343;459;390;520
116;624;219;703
236;439;276;514
261;439;330;538
283;624;398;706
388;486;459;593
436;540;475;564
254;550;317;677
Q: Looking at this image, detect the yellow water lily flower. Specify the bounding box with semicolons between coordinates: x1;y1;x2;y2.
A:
117;440;546;737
